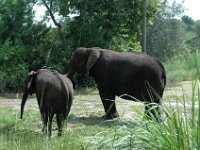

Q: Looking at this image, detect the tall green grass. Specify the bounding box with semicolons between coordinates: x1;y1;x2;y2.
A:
165;52;200;82
88;78;200;149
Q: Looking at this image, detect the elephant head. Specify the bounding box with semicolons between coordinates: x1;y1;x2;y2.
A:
66;47;100;75
20;71;37;119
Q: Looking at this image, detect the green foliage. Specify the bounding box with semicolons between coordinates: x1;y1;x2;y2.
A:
187;21;200;51
54;0;160;48
73;74;96;89
0;41;28;92
0;0;35;92
147;0;186;60
29;28;72;72
109;36;141;52
182;15;195;31
0;0;35;44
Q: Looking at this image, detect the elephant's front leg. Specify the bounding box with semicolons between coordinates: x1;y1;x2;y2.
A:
99;91;119;119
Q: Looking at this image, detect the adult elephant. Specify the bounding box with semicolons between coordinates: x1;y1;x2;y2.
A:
20;69;74;137
66;47;166;120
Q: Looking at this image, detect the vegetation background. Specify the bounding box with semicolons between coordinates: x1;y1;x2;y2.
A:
0;0;199;92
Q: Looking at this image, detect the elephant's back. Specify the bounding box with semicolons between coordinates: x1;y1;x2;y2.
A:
35;70;70;111
95;50;165;98
36;69;73;93
98;51;162;75
36;69;59;89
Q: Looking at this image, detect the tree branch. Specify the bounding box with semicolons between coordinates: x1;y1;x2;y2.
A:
42;0;62;28
50;0;53;9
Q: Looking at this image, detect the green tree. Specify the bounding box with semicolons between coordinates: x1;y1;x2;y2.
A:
188;20;200;51
38;0;159;50
0;0;53;91
146;0;185;60
0;0;36;44
182;15;195;31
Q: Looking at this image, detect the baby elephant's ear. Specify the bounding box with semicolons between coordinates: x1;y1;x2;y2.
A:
28;71;35;77
27;71;36;93
86;50;100;72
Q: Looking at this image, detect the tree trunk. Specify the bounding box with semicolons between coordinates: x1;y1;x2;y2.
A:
142;0;147;53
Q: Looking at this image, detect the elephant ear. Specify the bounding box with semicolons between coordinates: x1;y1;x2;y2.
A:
86;50;100;72
27;71;36;94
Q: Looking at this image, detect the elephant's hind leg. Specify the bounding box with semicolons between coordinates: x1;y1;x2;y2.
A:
56;114;64;136
47;113;54;137
42;113;48;133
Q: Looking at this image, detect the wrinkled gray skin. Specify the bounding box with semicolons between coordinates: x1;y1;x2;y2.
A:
20;69;74;137
66;47;166;120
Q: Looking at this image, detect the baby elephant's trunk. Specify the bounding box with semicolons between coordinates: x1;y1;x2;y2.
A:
20;93;28;119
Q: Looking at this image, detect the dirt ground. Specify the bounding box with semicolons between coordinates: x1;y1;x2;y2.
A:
0;81;199;118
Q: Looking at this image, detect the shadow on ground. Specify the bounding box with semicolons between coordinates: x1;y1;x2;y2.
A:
68;114;137;128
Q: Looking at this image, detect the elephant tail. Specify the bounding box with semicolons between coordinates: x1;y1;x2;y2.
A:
39;82;47;109
158;60;166;88
162;69;166;87
155;59;166;88
160;63;166;87
20;93;29;119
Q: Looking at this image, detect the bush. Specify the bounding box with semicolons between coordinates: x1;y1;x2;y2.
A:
0;41;28;92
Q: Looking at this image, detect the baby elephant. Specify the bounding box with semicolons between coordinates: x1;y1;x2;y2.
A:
20;69;74;137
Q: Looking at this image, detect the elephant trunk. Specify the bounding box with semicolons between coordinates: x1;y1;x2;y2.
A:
64;64;69;74
65;64;75;76
20;93;28;119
